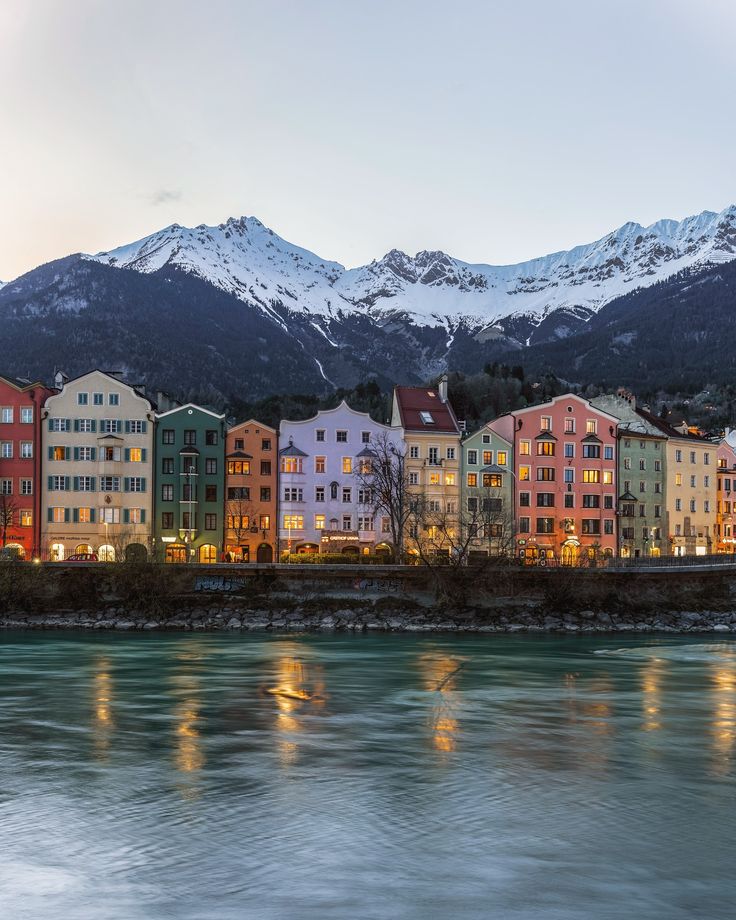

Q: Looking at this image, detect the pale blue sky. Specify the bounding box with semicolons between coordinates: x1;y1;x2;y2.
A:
1;0;734;280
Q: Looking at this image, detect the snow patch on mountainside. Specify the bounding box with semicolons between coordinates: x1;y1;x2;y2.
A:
86;206;736;334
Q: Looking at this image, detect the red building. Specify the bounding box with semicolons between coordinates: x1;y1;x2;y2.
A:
489;394;619;564
0;374;54;558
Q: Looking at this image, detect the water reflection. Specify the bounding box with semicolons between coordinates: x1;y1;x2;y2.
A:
171;669;205;799
91;657;114;761
641;658;664;733
564;671;614;770
267;652;327;767
419;654;464;754
710;657;736;775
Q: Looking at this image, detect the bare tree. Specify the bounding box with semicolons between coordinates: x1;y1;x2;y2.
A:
225;496;257;560
354;433;412;562
0;493;18;550
466;487;516;561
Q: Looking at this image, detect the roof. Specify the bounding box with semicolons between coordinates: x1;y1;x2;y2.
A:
356;446;377;458
227;417;277;435
393;386;460;434
280;439;308;457
227;450;253;460
635;407;713;443
479;464;507;474
156;402;225;421
0;372;50;392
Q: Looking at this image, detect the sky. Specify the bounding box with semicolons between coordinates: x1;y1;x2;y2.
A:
1;0;735;281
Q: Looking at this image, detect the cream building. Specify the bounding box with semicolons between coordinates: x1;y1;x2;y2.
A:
41;370;155;561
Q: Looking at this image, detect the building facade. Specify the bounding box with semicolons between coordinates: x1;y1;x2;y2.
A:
460;424;514;559
489;394;619;564
0;373;54;559
224;419;277;563
392;378;462;559
41;370;155;561
716;433;736;553
154;404;226;563
279;401;401;557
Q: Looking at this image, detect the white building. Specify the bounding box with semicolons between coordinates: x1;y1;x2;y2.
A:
278;401;402;557
41;370;155;561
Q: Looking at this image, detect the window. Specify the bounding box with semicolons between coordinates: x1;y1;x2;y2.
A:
604;495;613;509
536;493;555;507
604;446;614;460
181;511;193;530
639;504;646;517
20;407;33;424
162;458;174;474
482;473;501;488
704;475;710;488
675;473;682;486
466;472;478;488
77;393;88;405
51;475;68;491
315;513;326;530
128;508;144;524
127;420;145;434
675;450;682;463
690;475;696;488
204;513;217;530
228;460;251;476
342;457;352;474
564;443;575;458
409;445;419;459
20;479;32;495
316;429;325;442
20;510;32;527
419;411;434;425
1;479;12;494
655;505;661;518
690;500;697;513
50;418;69;432
51;446;66;461
540;416;552;431
284;487;303;502
259;515;270;529
428;447;439;465
92;393;103;406
467;449;478;465
446;447;456;460
519;466;530;481
315;486;325;502
704;453;710;466
624;458;632;470
603;470;613;485
342;487;352;503
675;498;682;511
586;420;597;434
358;516;374;531
564;418;575;434
497;451;507;466
536;517;554;534
205;430;218;446
336;430;348;442
100;419;121;434
79;446;95;461
184;430;196;446
161;429;175;445
582;494;600;508
381;517;390;534
604;520;614;535
0;407;12;423
564;468;574;483
257;487;270;503
640;481;646;493
108;393;119;406
482;450;493;465
583;444;600;459
20;442;32;459
582;519;601;535
162;484;174;501
233;438;245;451
127;477;145;493
283;514;304;529
204;458;217;476
315;456;326;473
261;461;271;476
100;446;121;462
77;476;95;492
482;434;491;444
162;512;174;529
1;442;12;459
536;468;555;481
205;485;217;502
639;459;646;471
429;472;441;486
519;516;530;534
99;507;120;524
519;492;530;506
537;442;555;456
654;460;662;471
582;470;600;483
128;448;142;462
690;451;696;464
281;457;303;474
705;500;710;513
338;514;351;531
445;473;456;486
51;507;66;523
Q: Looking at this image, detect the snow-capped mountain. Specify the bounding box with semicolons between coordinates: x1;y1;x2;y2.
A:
89;205;736;335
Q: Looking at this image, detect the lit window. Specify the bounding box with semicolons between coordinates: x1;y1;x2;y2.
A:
280;458;302;474
497;451;507;466
582;470;600;483
429;472;441;485
283;514;304;529
467;473;477;487
603;471;613;484
315;456;326;473
342;457;352;474
540;416;552;431
315;514;326;530
129;448;142;462
586;419;597;434
519;466;530;481
78;508;92;524
519;440;530;456
20;511;32;526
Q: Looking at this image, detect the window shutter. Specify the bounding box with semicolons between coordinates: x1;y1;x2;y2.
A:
47;476;53;490
65;447;70;460
141;421;147;433
124;448;130;462
141;478;147;492
47;508;53;523
73;477;79;491
124;478;130;492
123;509;130;524
64;476;70;491
47;419;53;431
90;508;96;523
141;448;147;463
73;508;79;523
48;446;53;460
91;420;97;433
90;447;97;461
65;419;71;431
64;508;70;523
73;447;80;461
140;509;146;524
125;420;131;434
91;477;96;492
74;419;80;433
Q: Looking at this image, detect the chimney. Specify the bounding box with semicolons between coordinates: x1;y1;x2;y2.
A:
438;374;448;403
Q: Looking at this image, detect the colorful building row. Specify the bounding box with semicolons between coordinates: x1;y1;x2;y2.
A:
0;368;730;562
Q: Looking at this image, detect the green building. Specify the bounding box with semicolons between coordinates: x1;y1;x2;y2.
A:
460;423;514;560
591;394;667;558
154;404;226;563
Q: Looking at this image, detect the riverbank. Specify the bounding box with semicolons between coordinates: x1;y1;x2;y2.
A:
2;562;736;632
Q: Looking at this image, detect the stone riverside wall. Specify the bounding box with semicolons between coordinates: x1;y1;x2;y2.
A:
2;563;736;633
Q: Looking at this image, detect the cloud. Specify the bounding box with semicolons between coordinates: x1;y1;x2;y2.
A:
150;189;182;206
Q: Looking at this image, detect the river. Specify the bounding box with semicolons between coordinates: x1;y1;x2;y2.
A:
1;631;735;919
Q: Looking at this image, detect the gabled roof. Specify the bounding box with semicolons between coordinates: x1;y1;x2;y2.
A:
582;433;602;443
635;407;713;443
479;464;507;474
619;491;638;502
280;439;308;457
356;446;377;458
227;450;253;460
535;431;557;441
156;402;225;421
0;372;47;391
393;386;460;434
227;417;277;435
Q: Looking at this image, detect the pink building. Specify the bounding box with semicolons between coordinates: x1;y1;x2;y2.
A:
489;394;619;564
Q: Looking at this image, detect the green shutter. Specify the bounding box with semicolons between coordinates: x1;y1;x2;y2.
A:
48;446;53;460
47;476;53;490
123;478;130;492
140;509;146;524
65;419;71;430
74;419;80;433
141;421;147;433
90;447;96;460
73;508;79;523
91;477;97;492
47;419;54;431
124;420;130;434
90;508;96;523
47;508;53;523
64;508;70;523
64;476;70;491
141;477;147;492
123;509;130;524
64;447;70;460
91;420;97;433
124;448;130;462
141;448;147;462
73;447;80;461
73;477;79;491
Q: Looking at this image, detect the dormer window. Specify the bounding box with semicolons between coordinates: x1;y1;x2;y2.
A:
420;411;434;425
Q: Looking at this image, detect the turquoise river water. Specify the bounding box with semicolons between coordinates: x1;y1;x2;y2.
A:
1;630;735;919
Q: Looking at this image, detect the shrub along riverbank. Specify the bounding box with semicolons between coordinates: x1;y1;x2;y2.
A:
1;562;736;632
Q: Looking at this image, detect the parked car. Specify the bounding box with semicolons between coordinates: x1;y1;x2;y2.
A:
0;547;24;562
66;553;99;562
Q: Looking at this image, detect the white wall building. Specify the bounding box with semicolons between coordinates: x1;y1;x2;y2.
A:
41;370;155;561
278;401;402;557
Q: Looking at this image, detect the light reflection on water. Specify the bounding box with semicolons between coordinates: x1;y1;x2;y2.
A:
1;631;735;920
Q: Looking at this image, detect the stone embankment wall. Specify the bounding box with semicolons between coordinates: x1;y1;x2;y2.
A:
2;563;736;633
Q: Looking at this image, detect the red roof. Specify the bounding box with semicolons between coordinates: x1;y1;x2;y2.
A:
393;386;460;434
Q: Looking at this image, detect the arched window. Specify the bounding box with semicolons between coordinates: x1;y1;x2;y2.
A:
199;544;217;564
98;544;115;562
75;543;94;556
330;481;338;501
50;543;65;562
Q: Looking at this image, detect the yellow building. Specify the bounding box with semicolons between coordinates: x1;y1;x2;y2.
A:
391;377;462;559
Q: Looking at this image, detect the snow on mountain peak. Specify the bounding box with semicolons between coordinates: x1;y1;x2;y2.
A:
85;205;736;331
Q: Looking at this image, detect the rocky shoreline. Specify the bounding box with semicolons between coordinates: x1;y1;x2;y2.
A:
3;604;736;633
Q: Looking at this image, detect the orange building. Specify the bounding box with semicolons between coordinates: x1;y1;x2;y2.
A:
224;419;277;562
